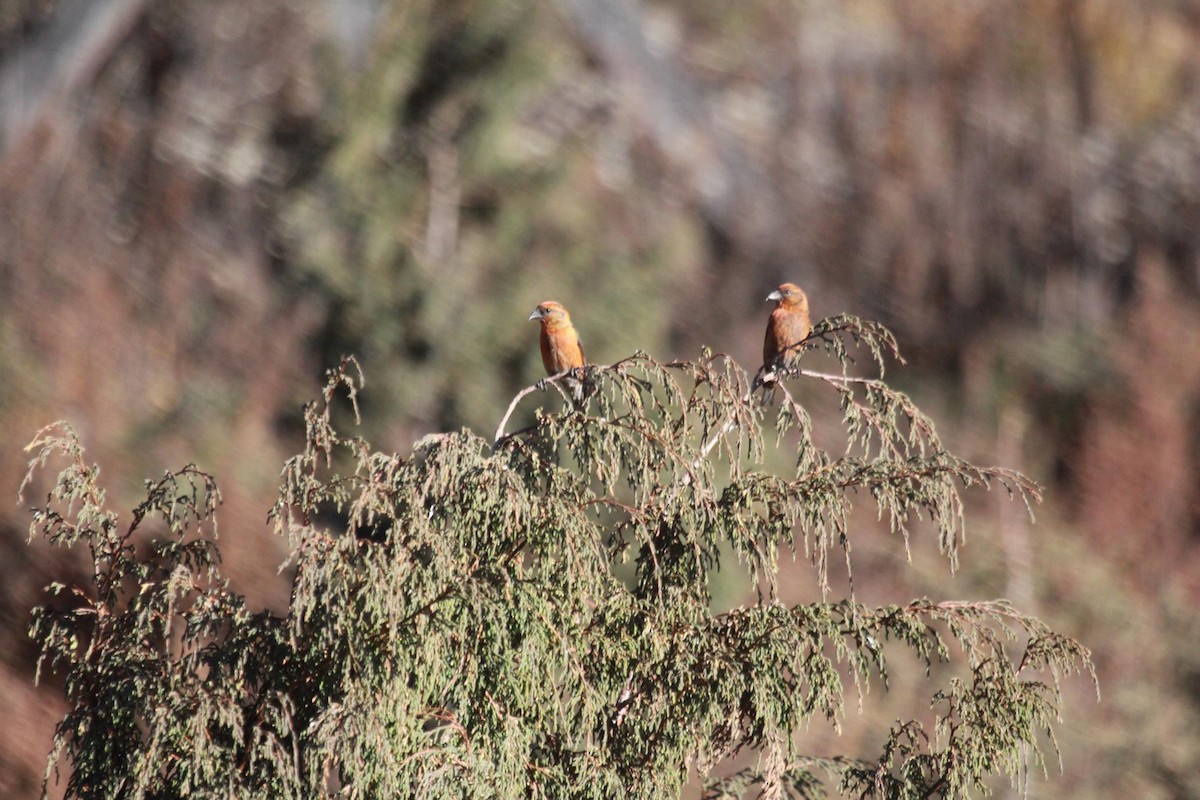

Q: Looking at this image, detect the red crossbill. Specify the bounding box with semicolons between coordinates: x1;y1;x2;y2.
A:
758;282;811;398
528;301;586;375
530;298;595;407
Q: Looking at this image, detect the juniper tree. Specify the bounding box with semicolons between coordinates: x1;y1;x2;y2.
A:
22;317;1094;799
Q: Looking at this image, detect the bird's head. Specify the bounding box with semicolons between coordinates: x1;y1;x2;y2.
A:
767;282;809;310
528;301;571;326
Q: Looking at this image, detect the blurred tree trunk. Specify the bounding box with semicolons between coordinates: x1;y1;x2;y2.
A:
0;0;151;157
553;0;784;266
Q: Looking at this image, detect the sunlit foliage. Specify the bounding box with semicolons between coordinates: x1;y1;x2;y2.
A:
23;321;1093;799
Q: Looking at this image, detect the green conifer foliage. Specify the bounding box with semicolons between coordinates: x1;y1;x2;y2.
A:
23;319;1094;799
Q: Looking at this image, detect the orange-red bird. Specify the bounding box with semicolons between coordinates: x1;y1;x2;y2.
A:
528;301;586;375
759;282;811;395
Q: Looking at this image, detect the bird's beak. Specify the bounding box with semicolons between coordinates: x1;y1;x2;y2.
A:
528;309;542;321
767;290;782;302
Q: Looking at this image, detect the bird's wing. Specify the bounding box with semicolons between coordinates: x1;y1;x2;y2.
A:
763;321;776;365
786;312;812;353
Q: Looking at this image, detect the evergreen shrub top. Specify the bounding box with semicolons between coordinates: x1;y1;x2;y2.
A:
21;316;1094;799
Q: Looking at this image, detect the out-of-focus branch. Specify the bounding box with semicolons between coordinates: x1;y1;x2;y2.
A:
421;104;464;269
552;0;780;257
321;0;384;66
997;407;1034;612
0;0;151;158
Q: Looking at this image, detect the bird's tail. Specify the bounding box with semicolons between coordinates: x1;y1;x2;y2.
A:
752;365;778;405
567;367;597;410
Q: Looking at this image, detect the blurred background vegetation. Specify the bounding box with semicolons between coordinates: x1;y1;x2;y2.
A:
2;0;1199;796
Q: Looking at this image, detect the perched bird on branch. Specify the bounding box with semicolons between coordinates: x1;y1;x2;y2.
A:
528;300;589;406
756;282;811;400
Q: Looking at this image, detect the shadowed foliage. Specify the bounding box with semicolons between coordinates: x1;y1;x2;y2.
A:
22;323;1093;799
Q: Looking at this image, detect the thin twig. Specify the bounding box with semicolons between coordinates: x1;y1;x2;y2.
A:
796;368;881;385
490;357;658;447
493;384;542;446
493;371;575;445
